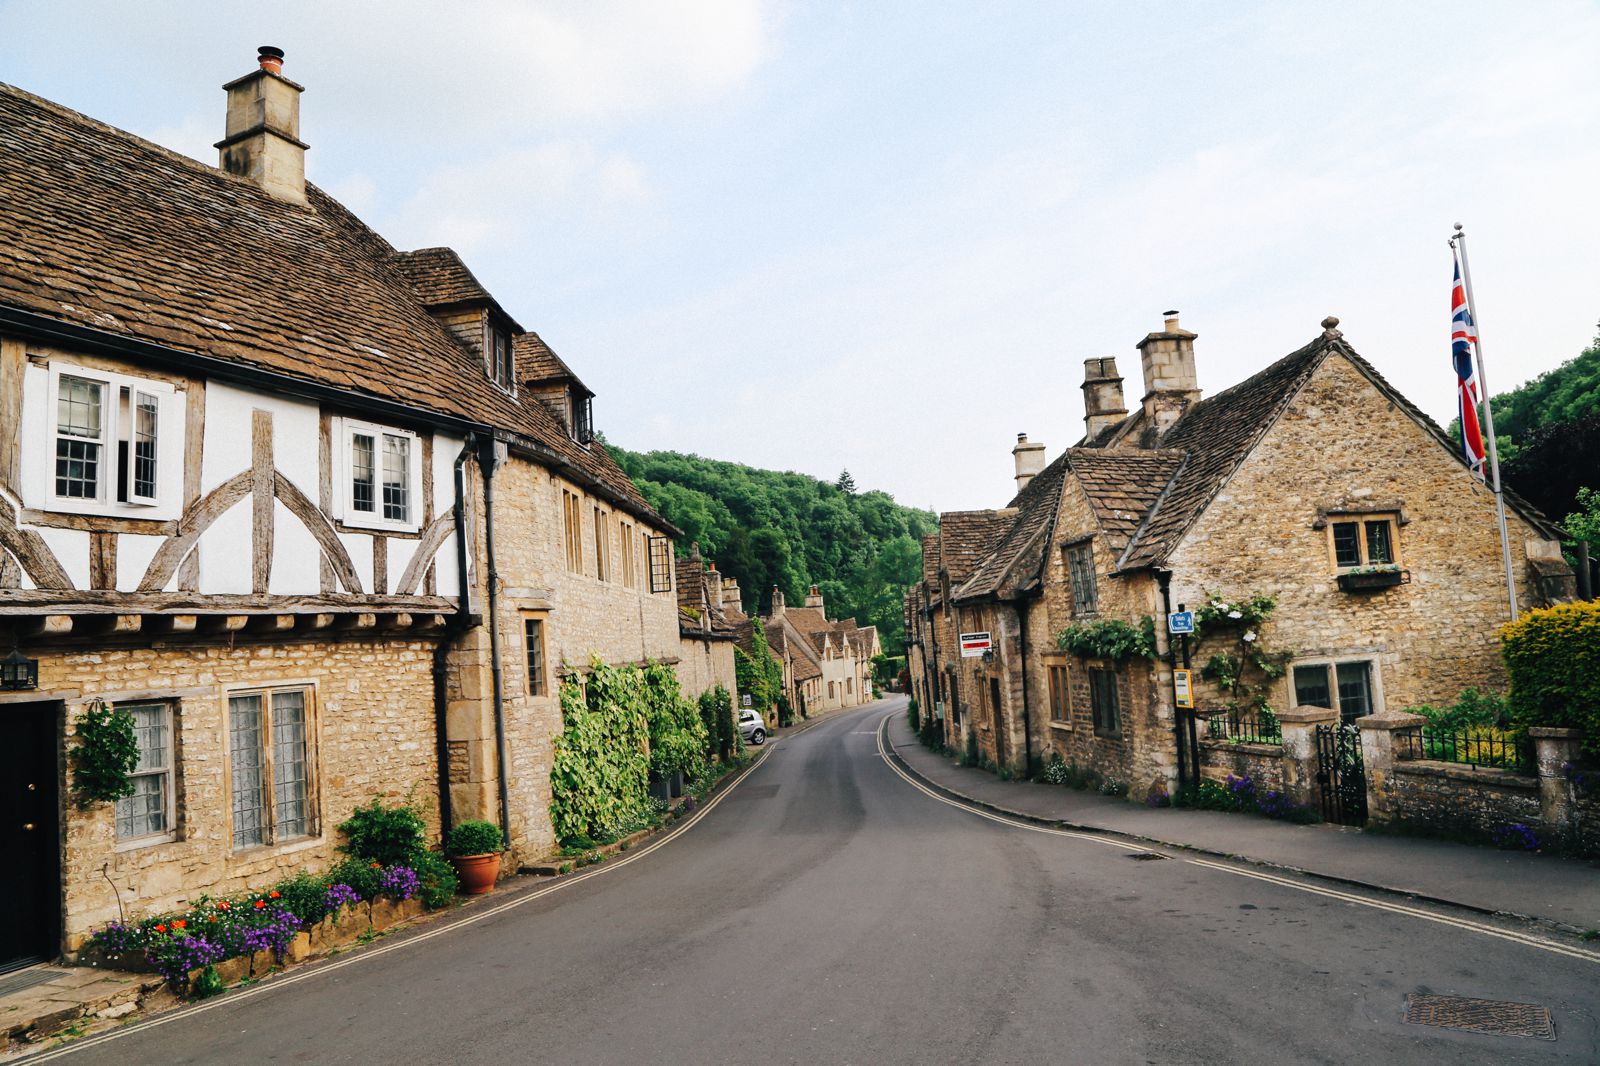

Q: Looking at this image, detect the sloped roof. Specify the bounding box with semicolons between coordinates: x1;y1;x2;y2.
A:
676;553;735;637
0;80;666;530
953;454;1069;603
390;247;495;310
515;330;588;393
1067;449;1186;553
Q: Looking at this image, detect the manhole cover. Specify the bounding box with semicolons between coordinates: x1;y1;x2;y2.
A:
1126;851;1167;861
1403;994;1554;1041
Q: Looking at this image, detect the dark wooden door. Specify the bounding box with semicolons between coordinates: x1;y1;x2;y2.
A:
1;703;61;970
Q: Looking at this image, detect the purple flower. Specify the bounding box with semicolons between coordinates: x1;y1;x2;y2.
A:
147;934;226;986
378;865;419;901
1492;822;1539;851
325;883;361;913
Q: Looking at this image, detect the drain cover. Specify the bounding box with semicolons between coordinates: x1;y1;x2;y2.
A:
1126;851;1167;861
1403;994;1554;1041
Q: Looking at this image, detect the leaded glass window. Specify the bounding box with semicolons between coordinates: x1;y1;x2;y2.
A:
228;688;316;849
114;702;173;841
55;375;103;499
382;434;410;522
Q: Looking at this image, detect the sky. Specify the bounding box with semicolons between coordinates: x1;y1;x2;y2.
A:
3;1;1598;513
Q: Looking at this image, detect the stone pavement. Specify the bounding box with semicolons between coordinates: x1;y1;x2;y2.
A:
883;709;1600;933
1;964;163;1054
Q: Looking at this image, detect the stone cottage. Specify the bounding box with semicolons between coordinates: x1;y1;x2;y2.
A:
909;313;1573;803
674;547;739;699
0;49;683;965
764;586;879;714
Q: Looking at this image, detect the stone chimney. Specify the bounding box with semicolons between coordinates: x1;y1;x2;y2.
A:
1135;311;1201;436
804;584;825;613
1012;434;1046;494
1081;357;1128;440
721;575;743;613
704;559;722;608
770;586;786;619
216;46;308;205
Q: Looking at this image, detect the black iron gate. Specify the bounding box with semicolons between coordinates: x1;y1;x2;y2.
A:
1315;723;1367;826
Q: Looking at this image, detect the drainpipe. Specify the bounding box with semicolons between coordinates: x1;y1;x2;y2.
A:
1016;598;1034;776
478;437;513;847
1155;567;1188;790
431;436;478;833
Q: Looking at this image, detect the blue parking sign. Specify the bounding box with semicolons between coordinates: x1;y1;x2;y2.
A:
1167;611;1195;635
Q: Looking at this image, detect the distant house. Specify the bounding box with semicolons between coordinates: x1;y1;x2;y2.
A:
675;546;739;699
765;585;880;714
908;313;1574;799
0;50;682;964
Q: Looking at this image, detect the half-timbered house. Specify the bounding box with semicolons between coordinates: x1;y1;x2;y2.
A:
0;49;680;965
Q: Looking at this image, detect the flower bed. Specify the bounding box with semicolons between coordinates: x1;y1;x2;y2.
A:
85;861;424;993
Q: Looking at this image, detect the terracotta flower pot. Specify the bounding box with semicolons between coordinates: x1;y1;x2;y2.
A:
449;852;502;896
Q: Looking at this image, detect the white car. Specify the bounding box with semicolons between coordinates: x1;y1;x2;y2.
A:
738;708;767;745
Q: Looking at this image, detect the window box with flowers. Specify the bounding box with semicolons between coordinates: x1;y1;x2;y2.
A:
1336;566;1408;593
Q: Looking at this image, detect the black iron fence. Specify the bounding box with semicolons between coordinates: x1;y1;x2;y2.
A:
1205;707;1282;745
1395;725;1533;773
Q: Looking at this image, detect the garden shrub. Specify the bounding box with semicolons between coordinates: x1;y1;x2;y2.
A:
1056;617;1158;662
643;662;709;782
907;698;919;734
336;795;457;905
697;689;720;761
1501;601;1600;755
1407;687;1510;732
444;820;504;857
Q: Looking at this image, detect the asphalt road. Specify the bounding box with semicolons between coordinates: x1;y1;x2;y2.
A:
42;697;1599;1065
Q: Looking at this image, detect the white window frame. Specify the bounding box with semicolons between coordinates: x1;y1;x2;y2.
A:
31;362;183;520
113;700;177;847
335;418;423;533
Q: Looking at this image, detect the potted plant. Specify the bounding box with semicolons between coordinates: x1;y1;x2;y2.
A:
443;820;505;896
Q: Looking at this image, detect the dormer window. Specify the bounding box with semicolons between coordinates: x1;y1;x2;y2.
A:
489;324;514;392
573;393;593;444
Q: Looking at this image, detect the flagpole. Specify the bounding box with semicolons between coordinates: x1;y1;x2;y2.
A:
1452;222;1519;621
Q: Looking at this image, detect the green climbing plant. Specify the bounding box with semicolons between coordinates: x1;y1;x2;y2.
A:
70;699;139;809
643;661;709;782
1192;593;1292;718
1056;616;1158;662
549;658;652;844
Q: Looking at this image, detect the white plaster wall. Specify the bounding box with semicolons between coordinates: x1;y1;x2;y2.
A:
268;498;321;595
35;525;90;591
200;506;252;594
200;382;320;494
116;533;164;591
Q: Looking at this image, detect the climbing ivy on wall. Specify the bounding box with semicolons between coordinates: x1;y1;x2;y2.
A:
643;662;709;782
549;659;651;843
1056;617;1158;662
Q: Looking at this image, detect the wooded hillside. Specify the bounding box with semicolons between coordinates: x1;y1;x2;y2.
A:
608;446;936;656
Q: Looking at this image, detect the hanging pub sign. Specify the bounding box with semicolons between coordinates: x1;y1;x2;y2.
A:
958;632;992;658
1172;668;1194;709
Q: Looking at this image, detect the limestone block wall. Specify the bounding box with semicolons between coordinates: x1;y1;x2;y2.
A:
1165;352;1547;717
675;636;736;700
41;636;439;947
1198;740;1287;795
1382;762;1541;838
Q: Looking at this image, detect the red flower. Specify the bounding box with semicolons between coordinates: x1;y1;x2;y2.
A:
269;891;281;899
172;919;186;930
254;899;266;909
154;924;167;934
370;862;382;869
217;901;231;910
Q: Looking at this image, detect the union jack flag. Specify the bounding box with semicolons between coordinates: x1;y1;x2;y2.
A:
1452;254;1486;476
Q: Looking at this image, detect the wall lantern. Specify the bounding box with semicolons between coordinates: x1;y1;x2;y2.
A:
1;644;39;690
981;649;995;664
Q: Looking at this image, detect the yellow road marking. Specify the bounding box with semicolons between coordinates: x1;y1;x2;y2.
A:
873;713;1600;966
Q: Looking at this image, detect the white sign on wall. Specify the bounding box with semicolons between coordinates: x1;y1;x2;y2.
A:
959;632;992;658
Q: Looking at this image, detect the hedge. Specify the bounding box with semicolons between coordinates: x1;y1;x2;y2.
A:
1501;600;1600;756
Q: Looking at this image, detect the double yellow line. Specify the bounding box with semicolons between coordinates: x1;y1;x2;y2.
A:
873;713;1600;966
